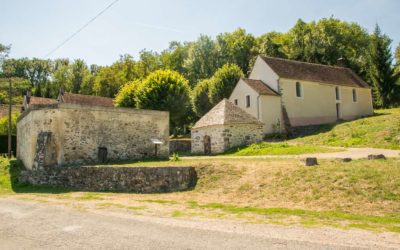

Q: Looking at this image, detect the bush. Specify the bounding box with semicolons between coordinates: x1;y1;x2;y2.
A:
136;70;191;127
114;80;140;107
208;64;243;105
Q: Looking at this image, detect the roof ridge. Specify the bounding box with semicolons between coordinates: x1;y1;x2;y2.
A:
260;55;348;70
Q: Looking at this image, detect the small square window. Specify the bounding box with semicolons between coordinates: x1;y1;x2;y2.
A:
296;82;302;98
234;99;238;105
246;95;250;108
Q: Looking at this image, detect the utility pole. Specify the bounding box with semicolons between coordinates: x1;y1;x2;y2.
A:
7;78;12;158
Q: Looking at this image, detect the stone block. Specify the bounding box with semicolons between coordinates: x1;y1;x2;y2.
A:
305;157;318;166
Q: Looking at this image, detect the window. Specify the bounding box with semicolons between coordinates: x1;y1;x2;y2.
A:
296;82;302;98
352;89;357;102
335;86;340;100
234;99;238;105
246;95;250;108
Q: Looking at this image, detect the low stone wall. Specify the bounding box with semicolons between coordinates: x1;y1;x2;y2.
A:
19;166;197;193
170;139;191;153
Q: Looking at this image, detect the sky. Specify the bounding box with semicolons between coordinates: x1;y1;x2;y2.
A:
1;0;399;66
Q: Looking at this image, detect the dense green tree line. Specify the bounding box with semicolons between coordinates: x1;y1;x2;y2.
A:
1;17;400;132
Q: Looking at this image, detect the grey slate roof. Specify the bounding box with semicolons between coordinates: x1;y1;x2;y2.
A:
192;99;263;129
242;78;280;96
260;56;370;88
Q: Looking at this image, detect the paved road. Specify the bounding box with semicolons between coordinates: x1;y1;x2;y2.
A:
183;147;400;160
0;198;399;250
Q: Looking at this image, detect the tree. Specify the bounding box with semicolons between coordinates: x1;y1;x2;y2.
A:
216;28;256;73
255;32;286;58
160;41;189;75
184;35;219;86
114;80;140;107
395;43;400;72
136;70;190;129
93;65;126;97
368;25;400;108
208;64;243;105
0;44;10;74
191;79;213;117
70;59;89;93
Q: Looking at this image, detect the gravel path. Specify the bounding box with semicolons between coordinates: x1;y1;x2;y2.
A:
0;198;399;249
183;147;400;160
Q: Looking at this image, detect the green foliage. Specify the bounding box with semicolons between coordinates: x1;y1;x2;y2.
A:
191;79;213;117
184;35;219;86
368;25;400;108
0;113;19;135
216;28;256;73
292;108;400;149
208;63;243;105
170;152;181;162
114;80;140;107
136;70;190;127
224;142;338;156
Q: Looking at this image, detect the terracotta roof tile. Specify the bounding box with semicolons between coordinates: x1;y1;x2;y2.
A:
260;56;369;88
59;93;114;107
242;78;280;96
29;97;58;106
193;99;263;129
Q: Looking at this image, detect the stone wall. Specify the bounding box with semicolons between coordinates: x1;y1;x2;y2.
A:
19;166;197;193
17;104;169;169
191;124;263;154
170;139;191;153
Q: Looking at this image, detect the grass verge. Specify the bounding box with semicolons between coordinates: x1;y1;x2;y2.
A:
223;142;339;156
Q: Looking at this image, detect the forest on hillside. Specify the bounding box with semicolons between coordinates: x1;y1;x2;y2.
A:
1;18;399;133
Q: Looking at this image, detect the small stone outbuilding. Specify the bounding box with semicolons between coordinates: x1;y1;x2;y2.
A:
17;92;169;170
191;99;264;154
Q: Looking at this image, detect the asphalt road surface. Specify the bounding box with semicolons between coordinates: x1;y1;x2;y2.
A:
0;198;399;249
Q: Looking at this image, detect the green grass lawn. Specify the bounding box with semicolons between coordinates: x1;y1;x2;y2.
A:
223;142;340;156
290;108;400;149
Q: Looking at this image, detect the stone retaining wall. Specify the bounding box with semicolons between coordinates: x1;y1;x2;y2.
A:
170;139;191;153
19;166;197;193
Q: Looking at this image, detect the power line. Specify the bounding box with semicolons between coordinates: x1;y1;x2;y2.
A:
44;0;119;58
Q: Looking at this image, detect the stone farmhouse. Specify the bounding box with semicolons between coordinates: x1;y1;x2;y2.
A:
230;56;374;135
191;99;263;154
17;91;169;170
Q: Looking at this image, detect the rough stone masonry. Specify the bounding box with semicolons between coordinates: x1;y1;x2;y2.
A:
17;103;170;169
19;166;197;193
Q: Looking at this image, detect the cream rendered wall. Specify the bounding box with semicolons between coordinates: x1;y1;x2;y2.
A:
229;79;259;119
259;95;282;134
280;78;373;126
339;87;373;119
248;56;280;91
229;79;282;135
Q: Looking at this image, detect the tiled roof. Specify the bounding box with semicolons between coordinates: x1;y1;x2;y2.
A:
192;99;263;129
242;78;280;96
59;93;114;107
29;97;58;106
259;56;370;88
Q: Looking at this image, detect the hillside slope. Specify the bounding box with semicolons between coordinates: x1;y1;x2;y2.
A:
291;108;400;149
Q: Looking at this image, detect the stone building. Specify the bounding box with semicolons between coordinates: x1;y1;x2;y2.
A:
191;99;263;154
17;92;169;170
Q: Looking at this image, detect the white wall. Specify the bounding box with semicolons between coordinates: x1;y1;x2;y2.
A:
229;79;259;119
248;56;280;92
229;79;282;135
